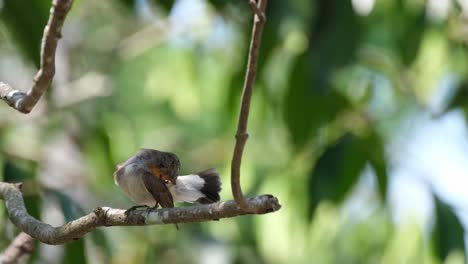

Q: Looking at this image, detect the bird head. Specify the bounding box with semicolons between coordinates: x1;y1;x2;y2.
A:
144;149;180;185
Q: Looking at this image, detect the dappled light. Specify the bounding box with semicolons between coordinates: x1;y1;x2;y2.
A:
0;0;468;263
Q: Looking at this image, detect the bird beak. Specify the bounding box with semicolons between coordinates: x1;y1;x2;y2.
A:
169;170;178;185
160;172;177;185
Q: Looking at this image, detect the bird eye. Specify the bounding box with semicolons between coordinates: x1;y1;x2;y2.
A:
164;180;170;184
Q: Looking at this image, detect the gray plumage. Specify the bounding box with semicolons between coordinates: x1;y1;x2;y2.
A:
114;149;222;208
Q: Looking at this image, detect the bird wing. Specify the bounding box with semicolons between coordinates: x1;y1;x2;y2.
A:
142;171;175;208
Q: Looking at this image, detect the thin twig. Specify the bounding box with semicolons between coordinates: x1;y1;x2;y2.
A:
0;182;281;245
248;0;266;22
0;232;35;264
231;0;268;212
0;0;73;114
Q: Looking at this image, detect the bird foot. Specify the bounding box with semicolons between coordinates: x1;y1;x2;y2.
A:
125;205;149;216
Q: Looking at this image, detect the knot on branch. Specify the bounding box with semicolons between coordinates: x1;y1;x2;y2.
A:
8;92;26;103
235;133;249;140
93;207;108;225
52;0;74;13
0;83;26;108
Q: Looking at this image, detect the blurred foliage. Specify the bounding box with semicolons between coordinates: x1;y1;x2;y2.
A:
308;130;387;219
432;195;465;261
0;0;49;66
0;0;467;263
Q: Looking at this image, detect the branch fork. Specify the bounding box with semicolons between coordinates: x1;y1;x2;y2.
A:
0;0;278;252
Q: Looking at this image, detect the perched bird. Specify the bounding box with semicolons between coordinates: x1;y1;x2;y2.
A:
114;148;222;211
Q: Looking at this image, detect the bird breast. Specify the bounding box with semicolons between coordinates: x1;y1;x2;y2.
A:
114;163;155;206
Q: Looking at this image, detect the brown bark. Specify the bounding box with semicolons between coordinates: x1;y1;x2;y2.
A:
0;0;73;113
0;182;280;245
231;0;269;212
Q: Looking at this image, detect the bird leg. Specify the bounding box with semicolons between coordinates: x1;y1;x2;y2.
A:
151;203;179;230
125;205;150;215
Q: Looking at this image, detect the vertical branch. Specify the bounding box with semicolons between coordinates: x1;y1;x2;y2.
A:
0;0;74;114
231;0;268;212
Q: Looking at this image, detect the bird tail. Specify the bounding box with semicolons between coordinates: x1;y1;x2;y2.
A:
195;168;221;204
171;168;222;204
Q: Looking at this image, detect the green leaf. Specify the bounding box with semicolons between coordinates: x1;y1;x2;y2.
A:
1;0;50;66
79;122;115;191
445;80;468;122
89;229;112;258
307;133;366;218
307;130;388;218
307;0;363;91
3;159;41;219
119;0;134;9
284;53;351;147
432;195;466;261
283;53;317;147
365;0;426;66
153;0;175;12
117;0;176;13
225;1;294;127
64;239;87;264
47;189;83;222
47;189;111;258
284;0;361;148
395;0;426;66
205;0;229;11
2;158;37;182
360;131;387;201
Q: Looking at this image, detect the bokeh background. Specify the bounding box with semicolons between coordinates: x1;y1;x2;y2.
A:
1;0;468;263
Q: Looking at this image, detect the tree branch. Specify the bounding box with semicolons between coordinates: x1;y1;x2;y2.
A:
0;182;281;245
0;232;35;264
231;0;268;212
248;0;266;22
0;0;73;114
0;0;281;247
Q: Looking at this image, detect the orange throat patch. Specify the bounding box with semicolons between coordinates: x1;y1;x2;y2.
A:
150;165;174;184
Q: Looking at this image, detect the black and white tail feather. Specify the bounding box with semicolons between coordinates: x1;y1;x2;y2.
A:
168;168;221;204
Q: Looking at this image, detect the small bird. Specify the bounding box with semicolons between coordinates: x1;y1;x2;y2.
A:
114;148;222;212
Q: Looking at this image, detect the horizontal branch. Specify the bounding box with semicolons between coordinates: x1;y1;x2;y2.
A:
0;182;281;245
0;0;73;113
